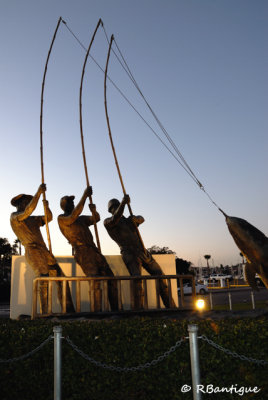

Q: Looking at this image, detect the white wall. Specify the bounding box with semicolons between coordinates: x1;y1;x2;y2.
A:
10;254;178;319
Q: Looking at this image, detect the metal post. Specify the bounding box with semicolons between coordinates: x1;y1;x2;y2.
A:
54;325;62;400
209;292;213;310
188;324;202;400
251;291;255;310
228;292;232;311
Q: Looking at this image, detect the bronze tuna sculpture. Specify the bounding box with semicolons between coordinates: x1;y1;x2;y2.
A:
221;211;268;290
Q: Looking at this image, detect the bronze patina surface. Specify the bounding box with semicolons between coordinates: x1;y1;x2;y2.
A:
58;186;118;311
104;194;175;309
225;215;268;290
10;184;74;313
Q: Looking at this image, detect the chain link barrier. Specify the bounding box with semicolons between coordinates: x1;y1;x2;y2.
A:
0;331;267;369
200;335;268;366
65;336;185;372
0;335;53;363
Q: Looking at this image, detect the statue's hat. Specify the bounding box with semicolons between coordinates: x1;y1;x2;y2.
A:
11;194;33;207
60;195;75;210
108;198;120;212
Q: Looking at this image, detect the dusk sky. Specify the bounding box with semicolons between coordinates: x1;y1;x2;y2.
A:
1;1;267;267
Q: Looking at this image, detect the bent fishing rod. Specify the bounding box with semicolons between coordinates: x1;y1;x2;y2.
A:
40;17;63;253
104;34;146;252
79;18;103;251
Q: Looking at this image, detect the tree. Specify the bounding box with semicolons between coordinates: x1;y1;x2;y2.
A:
13;238;21;255
0;237;19;280
204;254;211;268
0;238;12;267
176;258;192;275
0;237;19;301
147;245;176;255
147;245;192;275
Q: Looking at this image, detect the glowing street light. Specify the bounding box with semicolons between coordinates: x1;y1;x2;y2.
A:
196;299;205;310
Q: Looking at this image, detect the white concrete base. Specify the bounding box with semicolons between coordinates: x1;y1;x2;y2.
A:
10;254;178;319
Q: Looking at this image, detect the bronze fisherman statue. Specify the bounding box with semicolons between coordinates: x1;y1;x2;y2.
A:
104;194;175;309
58;186;118;311
10;184;74;314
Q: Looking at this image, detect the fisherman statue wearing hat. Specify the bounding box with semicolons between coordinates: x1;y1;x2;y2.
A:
10;184;74;314
58;186;118;311
104;194;175;309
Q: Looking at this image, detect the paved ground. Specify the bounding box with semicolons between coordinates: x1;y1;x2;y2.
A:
1;303;267;322
0;303;10;318
181;287;268;309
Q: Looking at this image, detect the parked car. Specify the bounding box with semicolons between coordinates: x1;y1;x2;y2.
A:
178;282;208;295
255;274;265;287
209;274;232;282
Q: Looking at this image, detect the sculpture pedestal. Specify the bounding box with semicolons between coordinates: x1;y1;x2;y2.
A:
10;254;178;319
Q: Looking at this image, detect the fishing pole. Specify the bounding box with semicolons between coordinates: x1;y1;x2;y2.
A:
79;18;103;251
40;17;63;253
104;35;146;252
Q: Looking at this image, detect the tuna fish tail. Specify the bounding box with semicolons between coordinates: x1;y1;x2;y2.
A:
259;265;268;289
244;263;259;291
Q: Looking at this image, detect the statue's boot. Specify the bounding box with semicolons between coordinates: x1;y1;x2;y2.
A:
100;265;119;311
39;273;49;314
107;279;119;311
133;278;144;310
49;264;75;313
158;278;176;308
93;281;102;312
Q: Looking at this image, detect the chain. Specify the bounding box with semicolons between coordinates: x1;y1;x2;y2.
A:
2;331;266;368
200;335;268;366
0;335;53;363
65;336;185;372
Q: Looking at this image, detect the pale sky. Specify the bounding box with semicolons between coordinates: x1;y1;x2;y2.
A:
1;1;267;267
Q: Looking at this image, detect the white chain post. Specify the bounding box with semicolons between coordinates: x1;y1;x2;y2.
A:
54;326;62;400
251;291;255;310
188;324;202;400
209;292;213;310
228;292;232;311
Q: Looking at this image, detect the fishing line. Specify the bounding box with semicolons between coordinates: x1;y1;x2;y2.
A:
61;19;223;213
61;21;204;184
108;35;203;186
102;27;200;183
103;30;223;213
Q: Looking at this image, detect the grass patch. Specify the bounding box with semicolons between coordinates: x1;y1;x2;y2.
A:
212;301;268;311
0;316;267;399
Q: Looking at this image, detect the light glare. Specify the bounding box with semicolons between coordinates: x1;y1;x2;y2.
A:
196;299;205;310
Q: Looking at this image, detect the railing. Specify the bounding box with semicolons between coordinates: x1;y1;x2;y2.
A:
32;274;195;319
204;278;249;289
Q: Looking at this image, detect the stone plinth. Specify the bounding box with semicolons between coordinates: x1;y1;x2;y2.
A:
10;254;178;319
